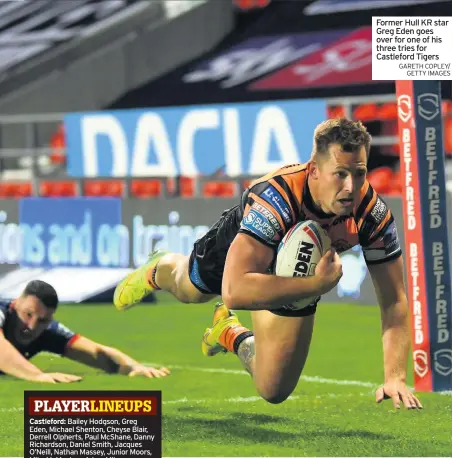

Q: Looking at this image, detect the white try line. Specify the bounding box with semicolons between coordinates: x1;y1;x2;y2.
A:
41;353;380;388
164;391;368;405
144;362;379;389
42;356;452;395
0;392;369;413
158;364;452;396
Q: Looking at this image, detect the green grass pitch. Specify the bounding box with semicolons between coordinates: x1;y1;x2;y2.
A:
0;295;451;457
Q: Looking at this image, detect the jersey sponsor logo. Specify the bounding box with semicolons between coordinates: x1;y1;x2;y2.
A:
382;220;401;255
370;196;387;224
433;349;452;377
241;209;277;241
252;202;281;231
414;349;429;378
363;221;401;262
244;211;257;225
319;213;352;231
261;185;293;225
293;241;315;277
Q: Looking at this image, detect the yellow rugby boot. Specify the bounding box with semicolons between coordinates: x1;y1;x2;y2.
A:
113;250;168;311
202;302;243;357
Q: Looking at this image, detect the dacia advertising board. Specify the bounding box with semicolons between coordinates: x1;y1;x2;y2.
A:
63;99;327;178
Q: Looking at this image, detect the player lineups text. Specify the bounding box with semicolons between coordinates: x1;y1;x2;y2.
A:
24;391;162;458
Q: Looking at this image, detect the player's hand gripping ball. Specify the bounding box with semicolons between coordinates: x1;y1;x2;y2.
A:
274;220;331;310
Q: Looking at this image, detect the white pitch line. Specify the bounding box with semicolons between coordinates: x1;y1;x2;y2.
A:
164;392;365;405
0;407;23;413
0;392;370;412
0;393;372;413
144;362;380;389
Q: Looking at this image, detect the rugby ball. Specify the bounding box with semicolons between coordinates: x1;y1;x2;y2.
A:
275;220;331;310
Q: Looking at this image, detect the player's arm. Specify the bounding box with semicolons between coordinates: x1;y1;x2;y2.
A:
222;234;321;310
0;330;46;381
368;256;421;409
359;189;421;408
0;330;80;383
224;182;341;310
64;336;170;378
368;256;410;381
223;233;341;311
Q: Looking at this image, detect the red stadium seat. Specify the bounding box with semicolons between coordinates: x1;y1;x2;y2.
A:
241;179;255;191
106;180;124;197
234;0;270;9
0;182;32;198
218;182;236;197
445;118;452;155
378;102;397;120
327;105;346;119
84;181;104;196
203;182;220;198
367;167;393;195
166;177;195;197
130;180;162;198
442;100;452;117
390;170;403;196
353;103;378;122
49;124;66;164
380;120;399;156
40;181;77;197
180;177;195;197
202;181;237;197
84;180;124;197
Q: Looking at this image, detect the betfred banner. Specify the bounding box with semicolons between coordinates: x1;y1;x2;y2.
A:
396;80;452;392
64;99;326;178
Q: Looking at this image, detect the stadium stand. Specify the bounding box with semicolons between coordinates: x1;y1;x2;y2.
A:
0;0;146;75
0;0;451;200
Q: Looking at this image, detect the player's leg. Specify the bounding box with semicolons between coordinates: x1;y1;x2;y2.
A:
153;252;217;304
113;250;216;311
114;215;227;311
202;303;315;404
248;310;315;403
154;212;231;304
114;207;238;310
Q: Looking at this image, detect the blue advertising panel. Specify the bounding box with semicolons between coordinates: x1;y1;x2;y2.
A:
19;198;125;268
64;99;327;178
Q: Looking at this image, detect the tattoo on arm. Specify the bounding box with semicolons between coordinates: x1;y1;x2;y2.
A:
237;336;255;375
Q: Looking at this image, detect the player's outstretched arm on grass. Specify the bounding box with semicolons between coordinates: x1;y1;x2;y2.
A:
64;336;170;378
0;331;81;383
222;233;342;310
368;256;423;410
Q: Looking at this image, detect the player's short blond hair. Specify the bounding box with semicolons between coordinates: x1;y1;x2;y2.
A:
312;118;372;161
